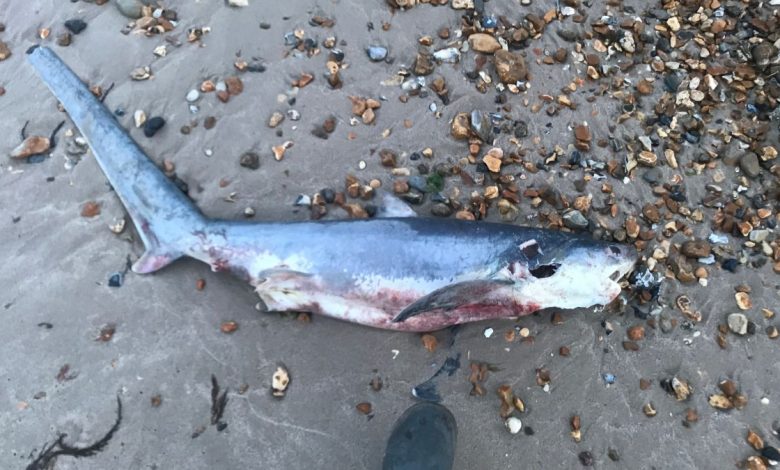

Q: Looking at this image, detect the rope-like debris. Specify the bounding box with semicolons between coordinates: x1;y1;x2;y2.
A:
26;396;122;470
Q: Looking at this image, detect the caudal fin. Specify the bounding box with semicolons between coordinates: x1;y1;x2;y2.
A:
27;46;205;273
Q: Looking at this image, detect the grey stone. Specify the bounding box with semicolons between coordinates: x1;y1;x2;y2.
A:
739;153;760;178
116;0;154;19
562;209;588;230
727;313;748;335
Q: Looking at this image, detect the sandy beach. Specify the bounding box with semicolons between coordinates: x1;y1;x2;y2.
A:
1;0;779;468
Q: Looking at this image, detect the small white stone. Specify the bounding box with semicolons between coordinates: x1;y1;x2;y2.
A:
483;327;494;338
358;160;366;170
228;0;249;5
761;397;770;405
186;89;200;102
505;417;522;434
133;110;146;128
204;148;213;157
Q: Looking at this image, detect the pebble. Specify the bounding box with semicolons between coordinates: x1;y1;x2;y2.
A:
505;417;522;434
186;89;200;102
408;175;428;193
143;117;165;137
367;45;388;62
239;152;260;170
116;0;148;19
294;195;311;207
10;136;50;159
562;209;588;230
468;33;501;53
739;153;760;178
57;33;72;47
133;110;146;128
494;50;527;84
413;52;435;76
0;41;10;61
574;124;591;143
431;203;453;217
727;313;749;335
64;19;87;35
268;112;284;128
681;240;711;258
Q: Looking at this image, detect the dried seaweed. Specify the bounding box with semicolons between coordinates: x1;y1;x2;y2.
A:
48;120;65;149
99;82;115;103
210;375;229;427
26;396;122;470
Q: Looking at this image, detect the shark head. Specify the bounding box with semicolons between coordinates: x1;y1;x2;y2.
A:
514;236;638;311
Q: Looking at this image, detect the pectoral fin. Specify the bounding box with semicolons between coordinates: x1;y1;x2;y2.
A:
392;279;513;323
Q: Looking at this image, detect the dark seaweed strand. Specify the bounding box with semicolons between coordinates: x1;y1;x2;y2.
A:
99;82;115;103
48;121;65;150
26;396;122;470
20;120;29;141
210;375;229;425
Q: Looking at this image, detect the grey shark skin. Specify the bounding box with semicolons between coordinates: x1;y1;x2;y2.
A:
27;46;637;332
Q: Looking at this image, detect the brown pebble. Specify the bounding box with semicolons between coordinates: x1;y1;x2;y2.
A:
639;378;651;390
225;76;243;95
627;325;645;341
622;341;639;351
323;116;336;133
718;379;737;397
685;408;698;424
680;240;711;258
356;402;372;415
151;395;162;407
421;333;438;352
559;346;570;356
220;321;238;334
370;376;383;391
204;116;217;129
767;325;779;339
57;32;72;47
180;126;191;135
80;201;101;218
196;278;206;291
637;79;654;95
574;124;591;142
747;429;764;451
438;27;450;39
379;149;397;167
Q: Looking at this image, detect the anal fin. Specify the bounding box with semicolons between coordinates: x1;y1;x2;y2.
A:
392;279;513;322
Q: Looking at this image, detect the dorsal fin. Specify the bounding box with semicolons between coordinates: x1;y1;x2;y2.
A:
376;192;418;218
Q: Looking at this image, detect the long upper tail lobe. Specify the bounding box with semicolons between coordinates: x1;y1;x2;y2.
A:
27;46;205;273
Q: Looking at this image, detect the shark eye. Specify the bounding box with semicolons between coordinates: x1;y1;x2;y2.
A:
530;263;560;278
609;246;622;255
609;270;621;281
